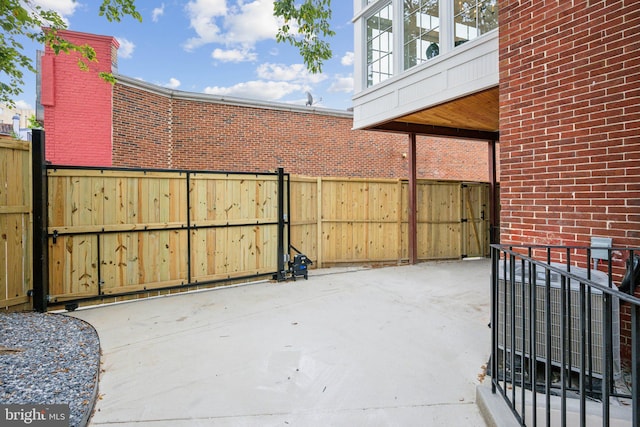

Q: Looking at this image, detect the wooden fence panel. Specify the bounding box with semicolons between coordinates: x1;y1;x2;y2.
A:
417;181;462;259
48;234;98;299
48;170;187;231
289;176;318;263
42;167;490;305
47;170;190;301
318;178;403;264
366;181;403;262
46;170;281;303
288;177;489;267
189;174;278;283
3;138;492;309
0;137;31;310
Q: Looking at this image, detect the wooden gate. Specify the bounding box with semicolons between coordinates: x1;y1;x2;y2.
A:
461;183;490;258
46;167;284;307
416;181;462;259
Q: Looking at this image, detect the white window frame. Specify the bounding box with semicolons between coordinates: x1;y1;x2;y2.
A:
355;0;494;92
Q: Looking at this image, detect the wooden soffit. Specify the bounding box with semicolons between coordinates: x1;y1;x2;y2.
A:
370;87;499;140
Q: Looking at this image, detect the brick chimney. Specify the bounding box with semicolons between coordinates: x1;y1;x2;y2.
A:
40;30;119;166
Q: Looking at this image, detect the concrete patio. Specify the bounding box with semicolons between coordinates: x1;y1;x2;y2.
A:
71;260;495;426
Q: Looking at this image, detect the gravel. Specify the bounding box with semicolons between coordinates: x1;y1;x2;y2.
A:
0;312;100;427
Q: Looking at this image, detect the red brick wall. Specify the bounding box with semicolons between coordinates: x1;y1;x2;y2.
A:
41;30;116;166
499;0;640;249
112;82;492;181
499;0;640;358
112;84;172;168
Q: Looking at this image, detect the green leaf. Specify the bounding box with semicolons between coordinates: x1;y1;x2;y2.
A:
0;0;141;105
273;0;335;74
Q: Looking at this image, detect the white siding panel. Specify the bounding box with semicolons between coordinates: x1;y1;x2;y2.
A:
447;49;498;88
358;90;398;120
353;30;499;130
397;72;446;106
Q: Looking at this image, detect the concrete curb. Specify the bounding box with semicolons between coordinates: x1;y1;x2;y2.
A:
75;318;100;427
476;383;519;427
476;381;633;426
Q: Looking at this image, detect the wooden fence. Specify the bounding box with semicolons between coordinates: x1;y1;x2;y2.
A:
46;169;280;305
290;177;489;267
1;137;490;310
0;136;31;310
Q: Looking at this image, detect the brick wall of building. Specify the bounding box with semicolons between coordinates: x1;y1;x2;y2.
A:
112;84;172;168
40;30;493;181
41;30;116;166
500;0;640;357
112;81;493;181
499;0;640;249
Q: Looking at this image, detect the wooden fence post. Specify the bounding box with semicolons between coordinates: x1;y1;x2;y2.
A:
31;129;49;312
397;179;403;263
316;177;323;268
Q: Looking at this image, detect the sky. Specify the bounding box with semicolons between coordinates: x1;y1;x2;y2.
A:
13;0;355;111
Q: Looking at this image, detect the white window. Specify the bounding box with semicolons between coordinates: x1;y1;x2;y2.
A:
454;0;498;47
366;2;394;87
359;0;499;87
404;0;440;69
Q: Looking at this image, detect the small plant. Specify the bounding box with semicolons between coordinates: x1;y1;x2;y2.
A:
27;114;43;129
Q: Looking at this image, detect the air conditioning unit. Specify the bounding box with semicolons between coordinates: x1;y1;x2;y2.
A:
497;261;620;379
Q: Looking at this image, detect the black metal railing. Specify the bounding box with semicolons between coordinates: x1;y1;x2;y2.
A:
490;244;640;426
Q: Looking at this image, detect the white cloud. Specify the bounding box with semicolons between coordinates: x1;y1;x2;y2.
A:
183;0;228;51
152;4;165;22
183;0;280;53
32;0;78;18
15;100;33;110
257;63;327;84
164;78;181;89
204;80;304;102
328;75;354;94
212;48;257;63
202;62;332;106
31;0;78;25
341;52;355;67
116;37;135;59
222;0;280;46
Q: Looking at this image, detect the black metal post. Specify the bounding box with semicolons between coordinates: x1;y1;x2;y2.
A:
490;246;498;394
276;167;286;281
530;260;538;427
633;303;640;427
286;172;291;260
545;249;552;427
579;282;587;426
31;129;49;312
